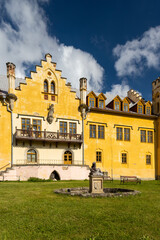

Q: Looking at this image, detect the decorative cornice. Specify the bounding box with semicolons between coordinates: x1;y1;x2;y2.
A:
16;114;45;121
55;118;80;124
86;121;107;127
138;127;155;131
113;124;133;130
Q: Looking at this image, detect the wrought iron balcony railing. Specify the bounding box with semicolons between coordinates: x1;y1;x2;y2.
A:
15;129;83;143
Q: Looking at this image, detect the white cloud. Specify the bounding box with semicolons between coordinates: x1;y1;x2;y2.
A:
0;0;104;91
105;81;130;103
113;26;160;77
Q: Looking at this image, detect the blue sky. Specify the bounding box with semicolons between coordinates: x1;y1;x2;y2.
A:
1;0;160;101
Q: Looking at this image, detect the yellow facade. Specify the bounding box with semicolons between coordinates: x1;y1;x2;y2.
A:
13;61;81;124
0;101;11;170
84;110;156;179
0;53;159;180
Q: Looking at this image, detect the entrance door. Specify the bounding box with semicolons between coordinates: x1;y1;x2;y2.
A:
64;151;72;165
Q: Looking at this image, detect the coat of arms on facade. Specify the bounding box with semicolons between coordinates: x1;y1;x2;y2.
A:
47;104;54;124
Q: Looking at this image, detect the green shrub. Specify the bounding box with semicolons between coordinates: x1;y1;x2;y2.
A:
28;177;52;182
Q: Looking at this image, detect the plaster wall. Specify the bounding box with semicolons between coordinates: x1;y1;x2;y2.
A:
15;165;90;181
0;102;11;170
84;111;156;179
13;142;82;165
11;57;83;166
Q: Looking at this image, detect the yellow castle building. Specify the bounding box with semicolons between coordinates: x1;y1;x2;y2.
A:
0;54;159;180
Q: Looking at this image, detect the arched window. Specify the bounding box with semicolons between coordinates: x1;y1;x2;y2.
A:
51;81;55;94
27;149;37;163
64;151;72;165
44;80;48;93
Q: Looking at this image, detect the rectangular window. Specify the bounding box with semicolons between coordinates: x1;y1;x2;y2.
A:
98;125;104;139
138;105;143;114
96;151;102;162
121;153;127;164
44;95;48;100
116;127;123;140
146;155;151;165
32;119;41;131
115;101;120;110
146;106;151;115
124;128;130;141
99;100;104;108
69;122;76;134
22;118;30;130
140;130;146;142
148;131;153;143
123;103;128;112
90;125;96;138
51;96;55;101
89;98;95;107
60;121;67;133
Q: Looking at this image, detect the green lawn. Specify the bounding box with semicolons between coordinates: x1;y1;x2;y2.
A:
0;180;160;240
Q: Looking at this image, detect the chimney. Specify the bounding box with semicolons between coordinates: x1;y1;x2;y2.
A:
79;78;87;105
6;62;16;93
127;89;142;103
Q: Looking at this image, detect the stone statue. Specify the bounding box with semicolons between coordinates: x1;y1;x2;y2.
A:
89;162;103;176
47;104;54;124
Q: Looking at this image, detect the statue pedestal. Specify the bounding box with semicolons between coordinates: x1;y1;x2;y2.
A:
89;175;104;194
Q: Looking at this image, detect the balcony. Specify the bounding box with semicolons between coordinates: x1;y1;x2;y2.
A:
15;159;85;165
15;129;83;143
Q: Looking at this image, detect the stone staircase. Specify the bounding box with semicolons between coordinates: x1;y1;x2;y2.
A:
0;167;20;181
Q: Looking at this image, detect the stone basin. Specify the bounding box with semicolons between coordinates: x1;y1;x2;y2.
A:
54;187;140;197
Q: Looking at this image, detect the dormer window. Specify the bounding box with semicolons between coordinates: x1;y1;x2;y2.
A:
87;91;97;108
99;100;104;108
145;101;152;115
138;105;143;114
44;80;48;93
146;106;151;115
97;93;106;109
122;97;130;112
123;103;128;111
51;82;55;94
115;101;120;110
89;97;95;107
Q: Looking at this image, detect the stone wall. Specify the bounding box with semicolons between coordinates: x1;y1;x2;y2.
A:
14;165;90;181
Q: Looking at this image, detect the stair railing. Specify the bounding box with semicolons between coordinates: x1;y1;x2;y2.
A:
0;163;10;171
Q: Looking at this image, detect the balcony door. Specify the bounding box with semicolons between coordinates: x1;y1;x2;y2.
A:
32;119;41;138
64;151;72;165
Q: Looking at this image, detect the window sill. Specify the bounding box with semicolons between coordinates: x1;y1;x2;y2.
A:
41;92;57;96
